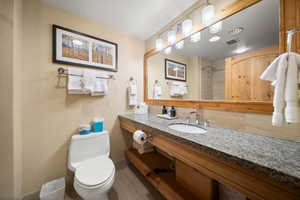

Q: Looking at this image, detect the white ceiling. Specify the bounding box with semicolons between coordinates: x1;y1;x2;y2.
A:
41;0;198;40
172;0;280;60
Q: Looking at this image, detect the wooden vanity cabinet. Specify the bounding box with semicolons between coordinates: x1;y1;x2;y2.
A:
225;46;278;101
120;118;300;200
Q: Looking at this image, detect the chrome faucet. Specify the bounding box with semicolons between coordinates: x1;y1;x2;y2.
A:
188;111;211;128
189;111;200;125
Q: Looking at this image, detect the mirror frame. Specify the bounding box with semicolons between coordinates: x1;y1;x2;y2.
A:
144;0;299;114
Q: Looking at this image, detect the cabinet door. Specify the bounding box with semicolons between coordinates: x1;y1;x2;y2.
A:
230;59;251;101
251;54;277;101
225;46;278;101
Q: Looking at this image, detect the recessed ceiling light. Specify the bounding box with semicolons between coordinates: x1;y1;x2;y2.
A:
209;35;220;42
190;32;201;43
164;47;172;55
228;27;244;36
235;47;250;54
209;21;222;34
175;40;184;49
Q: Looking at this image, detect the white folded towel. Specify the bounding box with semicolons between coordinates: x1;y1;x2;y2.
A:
68;67;87;94
169;82;188;97
261;52;300;126
82;69;96;93
91;71;108;96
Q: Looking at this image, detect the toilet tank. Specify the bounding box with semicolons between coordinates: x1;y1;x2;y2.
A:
68;131;110;171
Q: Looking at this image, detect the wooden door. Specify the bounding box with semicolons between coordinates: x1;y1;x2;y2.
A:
225;46;278;101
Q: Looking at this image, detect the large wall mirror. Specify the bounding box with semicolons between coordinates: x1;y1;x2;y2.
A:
144;0;298;114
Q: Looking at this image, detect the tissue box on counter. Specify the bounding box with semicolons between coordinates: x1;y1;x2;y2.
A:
134;103;148;115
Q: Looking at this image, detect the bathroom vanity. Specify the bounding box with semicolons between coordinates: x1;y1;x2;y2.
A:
119;113;300;200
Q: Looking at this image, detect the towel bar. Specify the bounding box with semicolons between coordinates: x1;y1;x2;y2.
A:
57;67;115;80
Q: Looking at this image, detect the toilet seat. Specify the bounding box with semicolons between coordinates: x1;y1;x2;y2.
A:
75;156;115;188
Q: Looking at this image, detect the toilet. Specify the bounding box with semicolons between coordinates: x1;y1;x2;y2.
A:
68;131;115;200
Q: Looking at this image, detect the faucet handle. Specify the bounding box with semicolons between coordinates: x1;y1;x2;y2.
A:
203;120;212;128
185;116;191;124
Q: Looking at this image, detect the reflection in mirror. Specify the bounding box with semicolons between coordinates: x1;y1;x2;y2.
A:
147;0;279;102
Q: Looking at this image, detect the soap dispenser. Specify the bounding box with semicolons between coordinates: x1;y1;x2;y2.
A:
170;106;176;117
162;105;168;115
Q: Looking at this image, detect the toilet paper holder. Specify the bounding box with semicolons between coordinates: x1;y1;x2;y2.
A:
147;134;153;142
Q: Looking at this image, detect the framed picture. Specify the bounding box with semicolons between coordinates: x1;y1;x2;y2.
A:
53;24;118;72
165;59;187;82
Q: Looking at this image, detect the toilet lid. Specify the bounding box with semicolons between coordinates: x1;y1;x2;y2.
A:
75;156;114;187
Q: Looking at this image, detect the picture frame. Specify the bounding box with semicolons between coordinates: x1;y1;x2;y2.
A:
165;59;187;82
52;24;118;72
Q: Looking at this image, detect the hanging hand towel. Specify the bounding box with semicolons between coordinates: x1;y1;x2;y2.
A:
128;82;137;106
67;67;87;94
284;52;300;123
91;71;108;96
261;52;300;126
153;85;162;99
82;69;96;93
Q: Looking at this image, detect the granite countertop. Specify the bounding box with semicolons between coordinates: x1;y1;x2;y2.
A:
119;113;300;189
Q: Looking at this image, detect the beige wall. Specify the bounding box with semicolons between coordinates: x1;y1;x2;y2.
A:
0;0;15;198
22;0;144;195
13;0;23;198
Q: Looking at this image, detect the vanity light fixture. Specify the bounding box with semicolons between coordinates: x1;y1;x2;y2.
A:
202;0;215;26
175;40;184;49
164;46;172;55
209;21;222;34
167;29;176;45
209;35;220;42
155;38;163;51
72;39;83;46
182;19;193;37
190;32;201;43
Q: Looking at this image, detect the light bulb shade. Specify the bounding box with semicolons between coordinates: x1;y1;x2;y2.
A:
164;46;172;55
167;30;176;45
155;38;163;51
182;19;193;37
175;40;184;49
209;21;222;34
202;4;215;26
190;32;201;43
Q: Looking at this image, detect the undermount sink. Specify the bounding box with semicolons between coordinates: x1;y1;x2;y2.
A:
168;123;207;134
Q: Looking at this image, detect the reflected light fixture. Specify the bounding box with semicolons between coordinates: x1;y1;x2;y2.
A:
164;46;172;55
190;32;201;43
175;40;184;49
182;19;193;37
167;30;176;45
155;38;163;51
209;35;220;42
235;47;250;54
72;39;83;46
209;21;222;34
202;1;215;26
